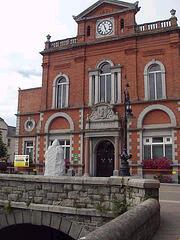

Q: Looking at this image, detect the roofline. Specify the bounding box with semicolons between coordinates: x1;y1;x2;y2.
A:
19;87;42;92
41;27;180;55
73;0;140;22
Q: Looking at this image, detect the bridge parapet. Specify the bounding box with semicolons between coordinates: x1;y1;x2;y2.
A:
0;175;159;238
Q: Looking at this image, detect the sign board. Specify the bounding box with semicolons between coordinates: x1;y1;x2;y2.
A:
14;155;29;167
73;154;79;162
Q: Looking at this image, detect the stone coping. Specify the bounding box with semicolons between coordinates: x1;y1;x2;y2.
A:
79;198;160;240
0;200;113;218
0;174;160;189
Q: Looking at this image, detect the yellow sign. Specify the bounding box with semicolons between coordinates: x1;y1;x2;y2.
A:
14;155;29;167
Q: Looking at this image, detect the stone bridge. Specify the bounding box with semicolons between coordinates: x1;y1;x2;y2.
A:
0;174;160;240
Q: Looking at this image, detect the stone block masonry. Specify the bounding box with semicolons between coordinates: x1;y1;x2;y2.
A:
0;174;159;233
80;198;160;240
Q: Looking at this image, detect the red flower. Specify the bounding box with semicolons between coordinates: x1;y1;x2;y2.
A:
142;157;172;169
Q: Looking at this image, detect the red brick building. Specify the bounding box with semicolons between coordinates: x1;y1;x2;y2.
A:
16;0;180;181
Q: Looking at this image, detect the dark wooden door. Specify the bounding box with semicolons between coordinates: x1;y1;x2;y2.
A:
96;141;114;177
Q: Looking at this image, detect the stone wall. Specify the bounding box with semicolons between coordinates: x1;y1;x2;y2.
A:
0;174;159;233
80;198;160;240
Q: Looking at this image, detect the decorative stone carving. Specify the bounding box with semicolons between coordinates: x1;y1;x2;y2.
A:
89;103;118;121
44;139;65;176
86;103;119;130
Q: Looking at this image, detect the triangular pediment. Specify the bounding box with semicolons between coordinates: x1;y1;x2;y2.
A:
73;0;139;22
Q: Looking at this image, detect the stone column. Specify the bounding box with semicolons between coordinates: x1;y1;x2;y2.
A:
113;136;120;176
84;137;90;176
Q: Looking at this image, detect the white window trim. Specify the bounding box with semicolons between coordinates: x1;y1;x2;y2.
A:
24;117;35;132
52;73;69;109
88;60;121;106
48;135;72;164
144;60;166;100
137;105;177;162
143;136;172;159
22;138;35;163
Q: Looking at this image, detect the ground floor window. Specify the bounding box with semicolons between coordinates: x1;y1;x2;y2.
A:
143;136;172;160
50;139;70;170
24;141;34;163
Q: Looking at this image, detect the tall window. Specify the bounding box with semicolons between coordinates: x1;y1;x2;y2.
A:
143;136;172;160
144;61;166;100
148;64;163;100
89;60;121;105
56;77;67;108
24;141;34;163
99;62;111;102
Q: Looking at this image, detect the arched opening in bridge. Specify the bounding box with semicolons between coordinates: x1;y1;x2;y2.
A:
0;224;74;240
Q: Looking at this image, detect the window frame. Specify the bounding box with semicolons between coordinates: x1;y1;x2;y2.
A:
24;140;34;163
143;136;172;160
89;60;121;106
144;60;166;101
52;74;69;109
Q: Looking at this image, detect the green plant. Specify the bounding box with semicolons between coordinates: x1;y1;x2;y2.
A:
96;202;109;214
4;200;12;214
0;131;8;159
95;194;110;214
112;197;129;217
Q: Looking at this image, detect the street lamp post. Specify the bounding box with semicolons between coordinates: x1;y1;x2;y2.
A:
120;84;133;176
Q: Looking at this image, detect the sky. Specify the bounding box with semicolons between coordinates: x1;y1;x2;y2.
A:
0;0;180;126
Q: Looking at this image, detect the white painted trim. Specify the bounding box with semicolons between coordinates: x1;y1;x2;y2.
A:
144;60;166;100
22;137;36;162
143;124;172;129
44;112;74;133
96;59;114;68
89;75;93;106
137;104;177;129
52;73;69;109
89;60;122;105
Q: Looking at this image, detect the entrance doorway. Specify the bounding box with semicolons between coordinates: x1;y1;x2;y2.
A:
96;140;114;177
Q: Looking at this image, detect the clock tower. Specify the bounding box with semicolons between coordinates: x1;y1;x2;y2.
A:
73;0;140;42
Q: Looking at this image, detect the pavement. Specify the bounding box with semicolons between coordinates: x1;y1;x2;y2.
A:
152;184;180;240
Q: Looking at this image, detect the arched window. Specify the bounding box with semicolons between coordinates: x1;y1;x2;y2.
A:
99;62;111;102
56;77;68;108
144;60;166;100
89;60;121;105
87;26;91;36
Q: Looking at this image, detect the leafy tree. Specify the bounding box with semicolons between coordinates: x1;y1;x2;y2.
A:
0;131;8;159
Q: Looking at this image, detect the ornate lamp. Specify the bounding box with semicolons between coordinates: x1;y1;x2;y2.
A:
120;84;133;176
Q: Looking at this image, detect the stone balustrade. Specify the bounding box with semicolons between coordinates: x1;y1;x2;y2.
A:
135;18;177;33
45;37;77;50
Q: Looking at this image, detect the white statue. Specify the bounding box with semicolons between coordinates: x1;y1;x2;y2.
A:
44;139;65;176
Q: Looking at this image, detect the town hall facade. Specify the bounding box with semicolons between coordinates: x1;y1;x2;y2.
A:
16;0;180;180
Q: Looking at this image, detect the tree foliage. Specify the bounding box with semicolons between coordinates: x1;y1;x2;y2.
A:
0;131;8;159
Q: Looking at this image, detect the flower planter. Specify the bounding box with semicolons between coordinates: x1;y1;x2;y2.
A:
143;168;173;183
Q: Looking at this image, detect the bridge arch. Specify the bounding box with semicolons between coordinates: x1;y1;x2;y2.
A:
0;208;86;240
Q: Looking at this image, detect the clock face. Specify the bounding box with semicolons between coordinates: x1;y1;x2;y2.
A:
97;20;113;36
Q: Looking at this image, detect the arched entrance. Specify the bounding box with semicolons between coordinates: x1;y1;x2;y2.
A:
96;140;114;177
0;224;74;240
